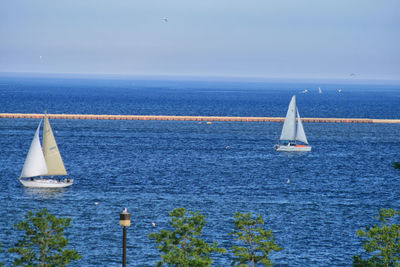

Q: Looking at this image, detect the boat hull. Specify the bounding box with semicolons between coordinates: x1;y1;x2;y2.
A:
19;178;74;188
274;144;312;152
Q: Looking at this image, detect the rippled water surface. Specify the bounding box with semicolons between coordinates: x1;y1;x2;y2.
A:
0;76;400;266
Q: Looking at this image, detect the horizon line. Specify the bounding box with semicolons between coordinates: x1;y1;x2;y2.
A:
1;71;400;85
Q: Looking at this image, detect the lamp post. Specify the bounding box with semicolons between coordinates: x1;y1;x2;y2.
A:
120;208;131;267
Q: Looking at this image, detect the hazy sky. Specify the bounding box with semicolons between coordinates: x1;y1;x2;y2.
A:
1;0;399;80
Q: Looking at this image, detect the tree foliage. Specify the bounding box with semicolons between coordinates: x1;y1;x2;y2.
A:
0;242;3;267
8;208;81;266
229;212;283;267
353;208;400;267
149;207;226;266
394;162;400;170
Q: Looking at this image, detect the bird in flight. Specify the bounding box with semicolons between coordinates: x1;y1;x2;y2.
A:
160;17;168;22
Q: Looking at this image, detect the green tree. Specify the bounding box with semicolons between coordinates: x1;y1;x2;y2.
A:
229;212;283;267
0;242;3;267
394;162;400;170
353;208;400;267
149;207;226;266
8;208;81;266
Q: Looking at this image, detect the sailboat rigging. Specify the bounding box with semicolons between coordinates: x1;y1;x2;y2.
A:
274;95;312;152
19;114;73;188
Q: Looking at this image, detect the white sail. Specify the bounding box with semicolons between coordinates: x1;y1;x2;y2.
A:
20;121;48;178
295;109;308;144
280;95;296;141
42;115;67;176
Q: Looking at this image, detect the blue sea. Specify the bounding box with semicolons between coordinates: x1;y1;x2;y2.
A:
0;75;399;266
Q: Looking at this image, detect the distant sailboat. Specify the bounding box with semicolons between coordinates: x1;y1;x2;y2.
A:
318;87;322;94
19;114;73;188
274;95;311;152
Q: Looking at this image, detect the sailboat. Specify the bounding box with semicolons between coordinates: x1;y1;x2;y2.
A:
274;95;311;152
19;114;73;188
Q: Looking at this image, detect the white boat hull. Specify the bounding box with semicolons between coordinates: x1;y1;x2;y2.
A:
274;144;312;152
19;178;74;188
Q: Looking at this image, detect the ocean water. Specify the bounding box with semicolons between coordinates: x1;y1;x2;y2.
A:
0;76;400;266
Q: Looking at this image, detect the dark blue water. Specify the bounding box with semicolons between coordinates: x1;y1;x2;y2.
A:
0;76;400;266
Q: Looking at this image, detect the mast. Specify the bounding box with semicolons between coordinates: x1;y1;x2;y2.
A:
42;115;68;176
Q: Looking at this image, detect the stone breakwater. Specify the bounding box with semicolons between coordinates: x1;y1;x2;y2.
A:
1;113;400;123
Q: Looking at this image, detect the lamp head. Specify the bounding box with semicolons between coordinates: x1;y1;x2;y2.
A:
120;208;131;227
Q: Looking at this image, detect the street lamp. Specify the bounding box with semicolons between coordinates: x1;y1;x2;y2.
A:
120;208;131;267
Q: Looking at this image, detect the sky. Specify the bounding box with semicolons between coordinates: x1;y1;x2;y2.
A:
0;0;399;80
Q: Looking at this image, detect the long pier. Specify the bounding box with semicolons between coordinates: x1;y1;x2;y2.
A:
0;113;399;123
